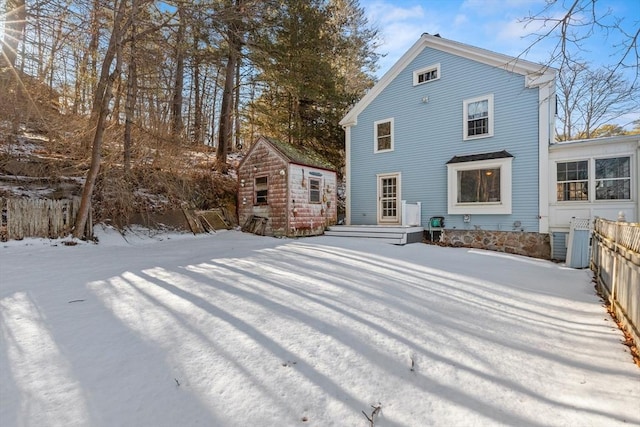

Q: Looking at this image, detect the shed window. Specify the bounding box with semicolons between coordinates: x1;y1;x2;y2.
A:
309;178;321;203
255;176;268;204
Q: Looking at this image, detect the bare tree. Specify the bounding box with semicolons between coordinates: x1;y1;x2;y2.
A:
170;3;186;138
74;0;130;238
520;0;639;82
216;0;245;172
557;61;639;140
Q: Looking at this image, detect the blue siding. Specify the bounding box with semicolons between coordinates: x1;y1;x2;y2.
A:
350;46;541;231
552;232;568;260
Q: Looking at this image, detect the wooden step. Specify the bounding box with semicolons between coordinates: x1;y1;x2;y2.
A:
323;225;424;245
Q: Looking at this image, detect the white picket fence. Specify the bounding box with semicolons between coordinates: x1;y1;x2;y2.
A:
591;217;640;344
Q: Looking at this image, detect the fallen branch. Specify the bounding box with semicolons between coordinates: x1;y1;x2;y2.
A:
362;403;382;427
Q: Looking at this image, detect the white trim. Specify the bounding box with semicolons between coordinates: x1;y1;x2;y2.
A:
447;157;512;214
553;156;633;203
554;158;590;202
345;126;351;225
538;80;554;233
463;94;494;140
377;172;402;224
548;136;639;228
374;117;394;153
413;63;441;86
339;33;556;127
594;156;632;201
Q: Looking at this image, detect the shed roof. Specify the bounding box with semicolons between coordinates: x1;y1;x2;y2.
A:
257;136;336;171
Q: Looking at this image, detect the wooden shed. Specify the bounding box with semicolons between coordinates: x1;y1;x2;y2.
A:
237;136;338;237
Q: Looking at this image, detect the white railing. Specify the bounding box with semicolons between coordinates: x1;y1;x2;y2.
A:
401;201;422;226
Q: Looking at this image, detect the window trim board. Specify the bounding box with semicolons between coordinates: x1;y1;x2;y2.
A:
413;63;441;86
374;117;394;153
447;156;512;214
463;94;494;141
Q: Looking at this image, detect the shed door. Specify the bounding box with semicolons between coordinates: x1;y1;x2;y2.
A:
377;173;400;224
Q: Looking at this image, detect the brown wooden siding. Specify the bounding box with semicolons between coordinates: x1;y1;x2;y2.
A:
237;142;289;236
237;138;337;237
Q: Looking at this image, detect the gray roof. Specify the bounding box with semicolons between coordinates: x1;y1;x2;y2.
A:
446;150;514;164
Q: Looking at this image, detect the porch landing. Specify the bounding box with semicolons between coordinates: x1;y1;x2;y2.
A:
324;225;424;245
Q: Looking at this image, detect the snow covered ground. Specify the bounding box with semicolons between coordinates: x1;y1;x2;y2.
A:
1;227;639;427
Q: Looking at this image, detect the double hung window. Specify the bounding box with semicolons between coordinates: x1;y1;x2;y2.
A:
374;118;394;152
463;94;494;140
556;157;631;202
556;161;588;201
595;157;631;200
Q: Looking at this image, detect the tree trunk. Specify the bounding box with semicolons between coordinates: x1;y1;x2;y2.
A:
216;48;237;171
234;55;241;150
171;6;186;138
124;0;138;174
216;0;244;171
74;0;127;238
192;36;203;145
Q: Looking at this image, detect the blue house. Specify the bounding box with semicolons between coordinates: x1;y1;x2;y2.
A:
337;33;557;257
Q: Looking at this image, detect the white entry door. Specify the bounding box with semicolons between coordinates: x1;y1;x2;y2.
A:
377;173;401;224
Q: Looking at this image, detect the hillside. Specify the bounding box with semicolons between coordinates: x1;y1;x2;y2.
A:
0;72;239;231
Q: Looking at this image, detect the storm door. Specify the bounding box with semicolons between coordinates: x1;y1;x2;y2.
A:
377;173;401;224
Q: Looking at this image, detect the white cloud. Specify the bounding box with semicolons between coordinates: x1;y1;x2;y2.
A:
461;0;541;16
365;1;425;25
362;1;432;76
453;14;469;27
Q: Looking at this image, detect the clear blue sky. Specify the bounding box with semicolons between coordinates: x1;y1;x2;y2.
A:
359;0;640;127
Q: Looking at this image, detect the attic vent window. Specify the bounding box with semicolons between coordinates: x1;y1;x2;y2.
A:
413;63;440;86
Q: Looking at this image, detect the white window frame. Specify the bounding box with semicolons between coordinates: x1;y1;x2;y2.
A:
413;63;441;86
555;156;633;203
555;159;589;202
463;94;494;140
447;157;512;214
374;118;394;153
595;156;631;201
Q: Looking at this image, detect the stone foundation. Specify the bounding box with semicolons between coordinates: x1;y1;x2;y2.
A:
436;229;551;260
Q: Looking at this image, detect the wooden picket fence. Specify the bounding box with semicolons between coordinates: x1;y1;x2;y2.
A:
0;197;91;240
591;217;640;345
